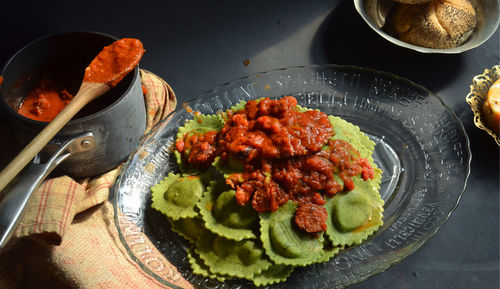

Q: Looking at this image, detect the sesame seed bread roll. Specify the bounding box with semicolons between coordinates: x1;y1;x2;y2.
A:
385;0;477;49
392;0;432;4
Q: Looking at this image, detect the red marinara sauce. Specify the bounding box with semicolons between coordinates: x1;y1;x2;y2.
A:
17;77;74;122
176;96;375;235
84;38;145;87
177;130;219;170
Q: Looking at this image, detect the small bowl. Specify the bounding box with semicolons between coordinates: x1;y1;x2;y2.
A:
466;65;500;145
353;0;500;53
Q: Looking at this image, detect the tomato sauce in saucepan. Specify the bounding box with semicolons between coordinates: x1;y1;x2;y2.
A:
17;77;75;122
176;96;374;234
17;38;144;122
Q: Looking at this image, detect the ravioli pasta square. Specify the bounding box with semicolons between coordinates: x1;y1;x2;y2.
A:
260;201;330;266
151;173;204;220
198;181;258;240
195;233;272;279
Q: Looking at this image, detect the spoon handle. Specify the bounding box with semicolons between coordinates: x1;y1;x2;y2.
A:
0;81;109;193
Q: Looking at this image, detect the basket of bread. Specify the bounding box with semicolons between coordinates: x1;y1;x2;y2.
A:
466;65;500;145
355;0;500;53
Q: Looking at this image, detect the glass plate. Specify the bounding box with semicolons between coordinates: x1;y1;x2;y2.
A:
110;65;471;289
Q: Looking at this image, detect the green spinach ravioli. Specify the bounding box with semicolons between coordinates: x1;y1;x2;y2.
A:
151;97;384;286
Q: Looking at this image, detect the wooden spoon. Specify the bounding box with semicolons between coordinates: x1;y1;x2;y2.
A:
0;38;144;193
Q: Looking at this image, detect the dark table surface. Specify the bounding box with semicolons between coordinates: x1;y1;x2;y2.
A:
0;1;498;288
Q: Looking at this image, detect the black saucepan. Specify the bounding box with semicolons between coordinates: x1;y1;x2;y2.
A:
0;32;146;249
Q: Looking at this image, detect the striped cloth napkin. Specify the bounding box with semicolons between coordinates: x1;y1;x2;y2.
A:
0;70;193;289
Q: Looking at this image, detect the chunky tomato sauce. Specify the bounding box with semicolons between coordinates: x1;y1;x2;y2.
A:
17;77;74;122
176;96;374;234
84;38;144;87
177;130;219;169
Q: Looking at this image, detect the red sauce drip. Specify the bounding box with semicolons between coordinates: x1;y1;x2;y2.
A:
176;96;374;235
84;38;145;87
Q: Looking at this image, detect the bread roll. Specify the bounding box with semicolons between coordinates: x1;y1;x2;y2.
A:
385;0;477;49
392;0;431;4
483;78;500;135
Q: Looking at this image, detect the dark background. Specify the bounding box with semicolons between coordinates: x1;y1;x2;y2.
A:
0;0;498;288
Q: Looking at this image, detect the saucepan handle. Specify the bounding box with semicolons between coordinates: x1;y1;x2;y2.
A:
0;132;95;250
